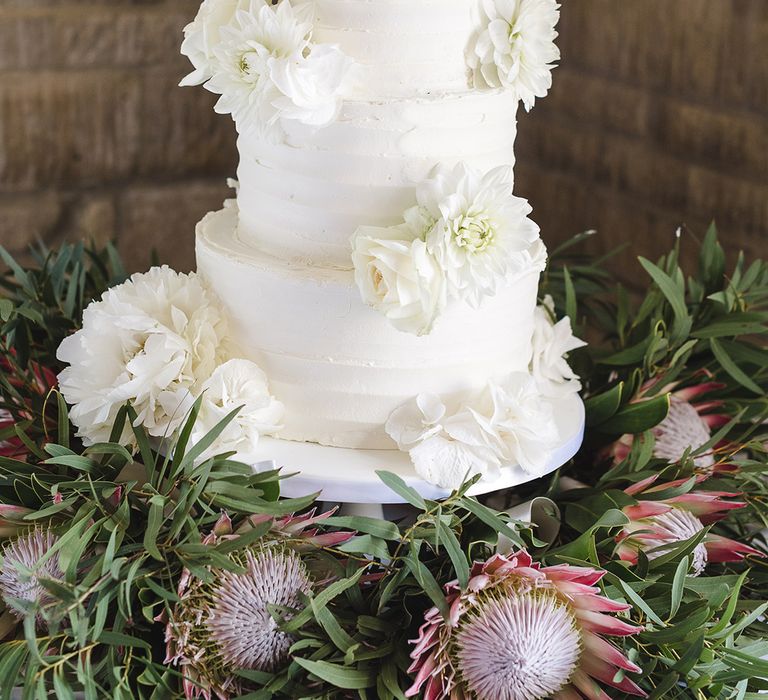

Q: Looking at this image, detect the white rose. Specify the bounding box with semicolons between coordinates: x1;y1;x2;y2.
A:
419;162;541;305
57;267;228;446
351;226;446;336
190;358;284;462
530;295;587;397
469;0;561;111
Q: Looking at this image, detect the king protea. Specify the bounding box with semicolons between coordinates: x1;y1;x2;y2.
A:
162;509;354;699
609;376;730;470
616;475;763;575
406;550;645;700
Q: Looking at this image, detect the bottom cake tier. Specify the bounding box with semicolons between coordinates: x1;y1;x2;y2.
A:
195;205;542;449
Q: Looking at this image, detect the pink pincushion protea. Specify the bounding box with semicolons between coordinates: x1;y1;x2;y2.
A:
609;376;729;470
162;509;354;700
406;551;645;700
616;475;763;575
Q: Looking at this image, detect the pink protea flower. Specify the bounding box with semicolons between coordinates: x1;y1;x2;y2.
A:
609;376;729;470
0;528;63;626
406;551;645;700
616;475;763;575
163;509;355;700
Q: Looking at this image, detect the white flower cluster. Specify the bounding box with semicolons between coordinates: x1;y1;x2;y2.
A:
386;373;559;489
180;0;356;137
351;162;544;336
468;0;561;111
530;295;587;397
57;267;283;459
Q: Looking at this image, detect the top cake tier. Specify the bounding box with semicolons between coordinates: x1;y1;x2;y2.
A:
306;0;477;99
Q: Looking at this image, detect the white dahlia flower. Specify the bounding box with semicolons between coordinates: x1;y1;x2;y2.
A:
190;358;284;462
203;0;355;135
57;266;228;446
179;0;251;87
419;163;541;305
469;0;561;111
351;220;447;336
0;529;64;626
530;295;587;398
386;373;559;489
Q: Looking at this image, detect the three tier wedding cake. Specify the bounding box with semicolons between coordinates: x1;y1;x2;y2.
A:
186;0;583;489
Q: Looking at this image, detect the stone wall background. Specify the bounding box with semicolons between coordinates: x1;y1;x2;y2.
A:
0;0;766;277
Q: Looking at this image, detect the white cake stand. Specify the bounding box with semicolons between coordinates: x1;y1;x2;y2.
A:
247;393;585;518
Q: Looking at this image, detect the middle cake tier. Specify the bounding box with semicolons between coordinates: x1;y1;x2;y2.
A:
236;89;519;269
197;205;542;450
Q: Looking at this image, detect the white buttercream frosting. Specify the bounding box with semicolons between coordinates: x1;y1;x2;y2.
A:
236;90;519;267
196;206;540;449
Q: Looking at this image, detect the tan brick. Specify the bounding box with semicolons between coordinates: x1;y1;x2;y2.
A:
0;70;141;190
118;179;231;273
136;67;238;178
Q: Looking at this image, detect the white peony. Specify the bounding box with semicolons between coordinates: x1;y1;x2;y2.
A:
530;295;587;398
197;0;355;135
190;359;284;462
351;223;446;336
469;0;561;111
419;162;541;305
179;0;251;87
57;267;228;446
386;373;559;489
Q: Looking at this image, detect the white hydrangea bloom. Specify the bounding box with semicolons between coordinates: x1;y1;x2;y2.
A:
469;0;561;110
386;373;559;489
57;267;228;446
179;0;251;87
189;359;284;462
530;295;587;397
419;162;541;305
351;219;447;336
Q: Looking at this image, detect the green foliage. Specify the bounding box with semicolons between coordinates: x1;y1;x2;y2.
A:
1;225;767;697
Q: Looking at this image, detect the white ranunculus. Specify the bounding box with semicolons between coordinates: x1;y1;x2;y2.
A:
57;267;228;446
484;372;560;477
179;0;251;87
530;295;587;398
270;43;357;128
419;162;541;305
351;225;446;336
190;359;284;462
469;0;560;111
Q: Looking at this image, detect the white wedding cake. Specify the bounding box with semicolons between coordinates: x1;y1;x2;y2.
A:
183;0;583;488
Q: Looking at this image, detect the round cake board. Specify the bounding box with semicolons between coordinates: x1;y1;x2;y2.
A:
248;394;585;518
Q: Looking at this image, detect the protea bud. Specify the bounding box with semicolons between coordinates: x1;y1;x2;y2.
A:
0;528;63;626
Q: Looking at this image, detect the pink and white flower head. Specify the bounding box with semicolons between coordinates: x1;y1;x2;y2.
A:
162;509;354;699
609;376;730;471
616;475;763;576
406;551;645;700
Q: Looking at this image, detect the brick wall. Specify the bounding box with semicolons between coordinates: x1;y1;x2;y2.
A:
0;0;236;272
516;0;768;278
1;0;766;277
